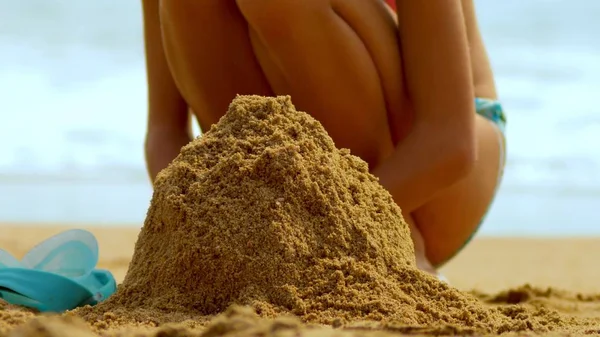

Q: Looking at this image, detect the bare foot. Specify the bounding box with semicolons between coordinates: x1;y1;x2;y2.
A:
405;216;439;276
415;252;437;275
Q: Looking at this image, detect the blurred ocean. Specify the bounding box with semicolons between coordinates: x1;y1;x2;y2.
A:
0;0;599;235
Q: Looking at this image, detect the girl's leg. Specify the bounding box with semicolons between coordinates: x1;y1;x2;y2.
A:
236;0;504;269
236;0;441;272
236;0;411;168
413;115;505;267
158;0;273;130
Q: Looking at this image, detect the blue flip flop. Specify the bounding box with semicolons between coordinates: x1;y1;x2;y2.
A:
0;268;116;312
0;229;116;312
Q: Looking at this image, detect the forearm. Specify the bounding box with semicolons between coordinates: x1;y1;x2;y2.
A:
379;1;477;213
373;123;474;214
145;129;192;184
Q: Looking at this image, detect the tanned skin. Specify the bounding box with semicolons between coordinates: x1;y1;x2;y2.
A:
142;0;504;275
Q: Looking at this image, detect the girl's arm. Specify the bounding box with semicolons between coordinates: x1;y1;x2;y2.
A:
142;0;192;184
373;1;476;213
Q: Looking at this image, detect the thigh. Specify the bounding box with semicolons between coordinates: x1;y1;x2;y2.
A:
237;0;412;167
329;0;412;143
413;115;505;267
159;0;273;131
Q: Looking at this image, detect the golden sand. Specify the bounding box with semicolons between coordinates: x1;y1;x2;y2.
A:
2;227;600;337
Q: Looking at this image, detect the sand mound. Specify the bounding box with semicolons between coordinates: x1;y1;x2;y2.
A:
111;95;415;315
85;96;565;334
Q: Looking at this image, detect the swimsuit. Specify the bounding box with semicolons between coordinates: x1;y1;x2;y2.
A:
384;0;396;11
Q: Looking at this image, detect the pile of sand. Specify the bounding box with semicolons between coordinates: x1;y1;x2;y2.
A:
109;95;416;319
1;96;593;337
75;96;566;335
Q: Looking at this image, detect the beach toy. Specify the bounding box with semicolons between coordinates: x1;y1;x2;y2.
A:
0;229;116;312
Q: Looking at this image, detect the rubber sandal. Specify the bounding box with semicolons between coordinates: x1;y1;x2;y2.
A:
18;229;98;277
0;229;116;312
0;268;115;312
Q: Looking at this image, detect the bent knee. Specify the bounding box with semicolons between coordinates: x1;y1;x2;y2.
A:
236;0;331;40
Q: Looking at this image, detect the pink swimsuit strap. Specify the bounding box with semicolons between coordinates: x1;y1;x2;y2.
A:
384;0;396;12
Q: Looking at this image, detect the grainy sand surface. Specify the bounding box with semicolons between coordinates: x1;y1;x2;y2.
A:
2;225;600;336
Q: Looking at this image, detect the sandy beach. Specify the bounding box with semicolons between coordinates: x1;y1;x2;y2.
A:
2;224;600;337
3;226;600;294
2;97;600;337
